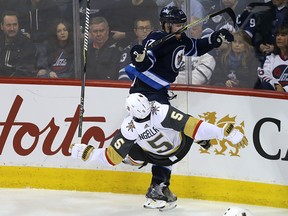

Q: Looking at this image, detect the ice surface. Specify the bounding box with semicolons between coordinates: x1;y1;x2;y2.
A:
0;188;287;216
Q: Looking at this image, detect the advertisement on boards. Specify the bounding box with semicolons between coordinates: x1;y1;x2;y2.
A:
0;83;287;186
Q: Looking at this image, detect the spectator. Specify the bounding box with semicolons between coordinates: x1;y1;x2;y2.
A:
200;0;218;14
241;0;288;65
237;0;271;35
118;17;154;80
0;0;19;15
175;16;216;85
37;19;75;79
257;25;288;92
86;17;122;80
210;30;259;88
15;0;61;45
99;0;159;48
53;0;74;21
79;0;107;24
0;10;37;77
220;0;248;15
166;0;206;18
15;0;62;74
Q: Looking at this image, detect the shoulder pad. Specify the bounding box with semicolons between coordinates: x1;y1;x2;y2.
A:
150;101;169;123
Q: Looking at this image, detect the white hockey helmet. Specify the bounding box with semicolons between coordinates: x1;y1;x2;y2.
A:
223;206;254;216
125;93;151;119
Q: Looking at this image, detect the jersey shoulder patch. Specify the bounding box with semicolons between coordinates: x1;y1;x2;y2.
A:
120;116;138;140
150;101;169;124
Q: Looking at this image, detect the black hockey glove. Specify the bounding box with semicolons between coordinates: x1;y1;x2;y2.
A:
211;29;234;48
130;45;147;65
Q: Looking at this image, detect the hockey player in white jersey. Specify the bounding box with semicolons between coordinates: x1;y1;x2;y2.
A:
70;93;248;211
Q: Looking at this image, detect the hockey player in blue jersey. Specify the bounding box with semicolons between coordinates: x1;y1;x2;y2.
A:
122;6;234;210
126;6;234;104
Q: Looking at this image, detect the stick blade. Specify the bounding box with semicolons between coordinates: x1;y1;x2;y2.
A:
209;7;236;27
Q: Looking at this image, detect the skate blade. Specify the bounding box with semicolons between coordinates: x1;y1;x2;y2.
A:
143;198;166;209
143;199;177;211
159;201;177;212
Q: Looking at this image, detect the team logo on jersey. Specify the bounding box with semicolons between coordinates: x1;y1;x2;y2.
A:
172;46;185;72
198;112;246;157
151;101;160;115
272;64;288;87
126;120;135;132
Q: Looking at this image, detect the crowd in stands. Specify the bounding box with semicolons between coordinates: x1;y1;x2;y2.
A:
0;0;287;93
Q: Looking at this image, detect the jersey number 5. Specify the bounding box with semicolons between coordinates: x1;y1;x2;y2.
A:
171;111;183;121
147;133;173;154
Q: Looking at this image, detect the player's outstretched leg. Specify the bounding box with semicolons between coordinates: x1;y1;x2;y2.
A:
144;182;177;211
143;165;177;211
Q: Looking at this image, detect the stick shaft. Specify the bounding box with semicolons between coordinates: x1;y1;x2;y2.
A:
78;0;90;139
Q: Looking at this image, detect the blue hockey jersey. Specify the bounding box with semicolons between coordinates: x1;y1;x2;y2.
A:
125;30;214;90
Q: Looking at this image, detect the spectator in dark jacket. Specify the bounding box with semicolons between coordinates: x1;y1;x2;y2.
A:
0;10;37;77
86;17;122;80
241;0;288;65
15;0;61;44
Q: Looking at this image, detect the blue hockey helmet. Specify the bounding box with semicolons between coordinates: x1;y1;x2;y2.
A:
160;6;187;24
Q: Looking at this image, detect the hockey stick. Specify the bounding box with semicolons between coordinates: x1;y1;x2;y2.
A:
78;0;90;139
147;7;236;50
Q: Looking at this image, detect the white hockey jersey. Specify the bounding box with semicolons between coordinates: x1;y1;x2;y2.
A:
90;102;226;167
95;101;203;166
258;53;288;91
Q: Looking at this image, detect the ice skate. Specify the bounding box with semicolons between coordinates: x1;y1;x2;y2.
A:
143;183;177;211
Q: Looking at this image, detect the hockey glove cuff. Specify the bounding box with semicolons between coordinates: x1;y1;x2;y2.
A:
70;143;95;161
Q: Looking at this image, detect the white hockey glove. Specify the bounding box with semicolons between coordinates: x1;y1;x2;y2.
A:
70;143;95;161
223;123;248;148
